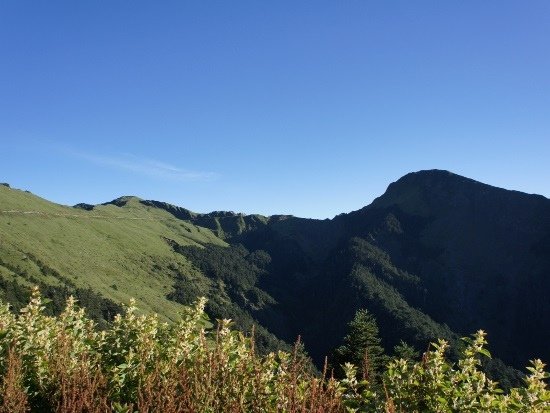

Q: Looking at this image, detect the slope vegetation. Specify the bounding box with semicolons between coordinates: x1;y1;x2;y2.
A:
1;170;549;377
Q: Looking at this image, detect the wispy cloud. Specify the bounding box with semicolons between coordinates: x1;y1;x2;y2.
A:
71;150;218;182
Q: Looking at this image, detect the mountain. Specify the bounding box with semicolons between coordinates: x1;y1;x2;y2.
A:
1;170;548;380
357;170;550;367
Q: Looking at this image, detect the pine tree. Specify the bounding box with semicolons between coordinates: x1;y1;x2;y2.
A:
393;339;420;362
334;308;386;382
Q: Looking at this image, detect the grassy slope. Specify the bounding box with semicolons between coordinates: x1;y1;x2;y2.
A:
0;185;226;320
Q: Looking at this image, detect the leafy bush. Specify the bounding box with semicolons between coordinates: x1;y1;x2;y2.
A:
0;289;548;412
0;288;341;412
341;331;550;412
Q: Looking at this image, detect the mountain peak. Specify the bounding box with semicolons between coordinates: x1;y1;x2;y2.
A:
102;195;143;207
391;169;477;188
369;169;548;217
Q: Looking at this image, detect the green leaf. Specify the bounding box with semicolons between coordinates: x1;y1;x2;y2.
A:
478;348;491;358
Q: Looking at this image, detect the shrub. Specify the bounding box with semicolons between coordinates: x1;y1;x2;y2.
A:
0;288;342;412
0;289;548;412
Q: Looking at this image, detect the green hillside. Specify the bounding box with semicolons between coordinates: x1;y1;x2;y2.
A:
0;185;224;319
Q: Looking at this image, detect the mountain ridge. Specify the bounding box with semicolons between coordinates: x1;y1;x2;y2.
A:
1;169;548;383
88;169;549;221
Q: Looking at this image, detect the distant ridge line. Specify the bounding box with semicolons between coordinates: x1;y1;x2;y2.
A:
0;210;153;220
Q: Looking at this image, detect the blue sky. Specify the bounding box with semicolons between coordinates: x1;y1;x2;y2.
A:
1;1;549;218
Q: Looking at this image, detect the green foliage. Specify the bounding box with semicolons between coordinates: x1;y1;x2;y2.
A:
381;331;550;412
345;238;456;352
392;340;420;362
0;275;122;328
333;309;387;382
172;244;265;291
0;292;549;412
167;243;288;355
0;290;343;412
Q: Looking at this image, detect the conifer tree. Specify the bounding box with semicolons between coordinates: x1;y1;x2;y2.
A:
334;308;386;381
393;339;419;362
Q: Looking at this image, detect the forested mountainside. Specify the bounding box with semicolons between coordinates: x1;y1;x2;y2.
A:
1;170;548;379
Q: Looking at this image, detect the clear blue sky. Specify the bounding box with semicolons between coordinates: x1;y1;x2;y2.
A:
1;1;549;218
